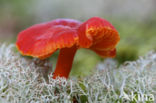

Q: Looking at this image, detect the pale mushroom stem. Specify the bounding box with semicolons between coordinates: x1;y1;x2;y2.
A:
53;46;77;79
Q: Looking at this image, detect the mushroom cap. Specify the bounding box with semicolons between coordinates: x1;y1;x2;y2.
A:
78;17;120;57
16;19;81;59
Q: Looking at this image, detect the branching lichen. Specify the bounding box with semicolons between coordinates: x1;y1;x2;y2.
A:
0;44;156;103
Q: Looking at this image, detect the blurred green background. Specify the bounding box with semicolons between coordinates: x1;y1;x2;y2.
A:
0;0;156;77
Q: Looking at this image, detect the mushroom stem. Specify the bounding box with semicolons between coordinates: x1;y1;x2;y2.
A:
53;46;77;79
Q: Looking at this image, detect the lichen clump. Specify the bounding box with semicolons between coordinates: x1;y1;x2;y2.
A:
0;44;156;103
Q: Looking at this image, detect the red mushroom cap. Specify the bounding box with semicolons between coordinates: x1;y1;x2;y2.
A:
16;19;81;59
78;17;120;57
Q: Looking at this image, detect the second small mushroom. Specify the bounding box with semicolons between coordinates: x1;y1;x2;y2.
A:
16;17;120;79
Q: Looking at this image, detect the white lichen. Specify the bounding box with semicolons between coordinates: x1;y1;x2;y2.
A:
0;44;156;103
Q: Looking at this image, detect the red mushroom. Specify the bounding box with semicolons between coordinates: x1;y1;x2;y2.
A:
16;17;120;79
